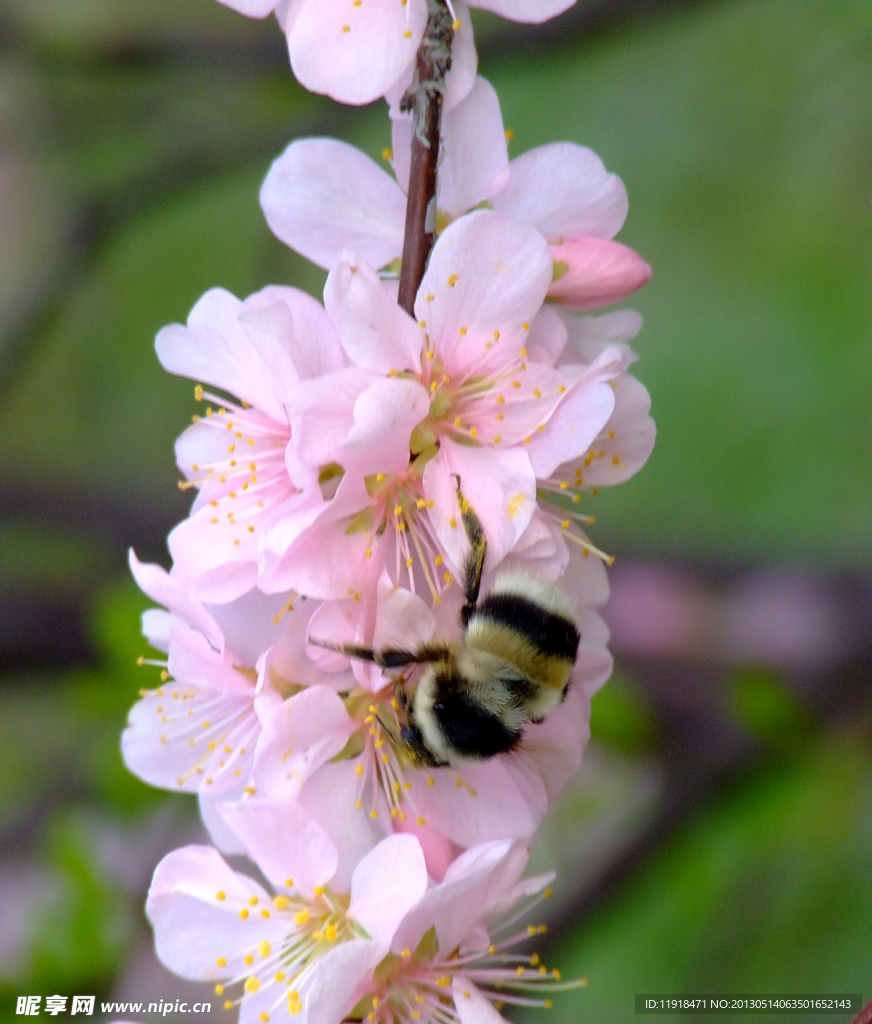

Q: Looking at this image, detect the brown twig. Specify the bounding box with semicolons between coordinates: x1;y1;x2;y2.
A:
396;0;454;315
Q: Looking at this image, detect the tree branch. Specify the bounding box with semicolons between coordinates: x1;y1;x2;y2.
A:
396;0;454;315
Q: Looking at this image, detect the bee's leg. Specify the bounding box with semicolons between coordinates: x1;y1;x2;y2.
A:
455;476;487;628
309;637;450;669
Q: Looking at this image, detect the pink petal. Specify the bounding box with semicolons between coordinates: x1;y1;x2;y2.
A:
453;977;510;1024
392;816;459;883
492;142;627;239
548;237;652;310
258;476;380;599
572;607;613;698
122;679;257;795
526;306;568;365
416;212;552;381
288;0;426;105
424;442;537;571
393;75;507;218
325;257;423;374
286;365;376;468
246;284;345;380
304;940;385;1024
198;791;248;855
560;308;644;365
342;377;431;476
574;373;655;486
204;587;287;669
440;77;510;218
348;834;428;945
392;839;519;956
129;551;224;654
299;761;391;892
251;686;356;800
219;798;338;897
267;602;356;692
156;286;309;425
561;538;610;609
261;138;405;270
409;754;547;847
469;0;576;22
497;510;569;582
168;510;259;604
214;0;278;15
517;684;588;803
372;583;435;652
146;845;286;979
524;349;620;478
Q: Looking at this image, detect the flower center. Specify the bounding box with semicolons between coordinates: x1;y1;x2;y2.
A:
213;886;357;1021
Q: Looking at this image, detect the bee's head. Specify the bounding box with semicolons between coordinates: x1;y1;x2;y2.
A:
398;719;446;768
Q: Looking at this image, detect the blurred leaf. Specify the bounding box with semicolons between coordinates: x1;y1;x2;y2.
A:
522;728;872;1024
590;669;659;754
481;0;872;563
25;810;132;994
0;165;324;506
729;669;812;745
0;519;110;592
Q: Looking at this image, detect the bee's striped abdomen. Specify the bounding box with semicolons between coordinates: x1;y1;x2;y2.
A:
472;593;580;663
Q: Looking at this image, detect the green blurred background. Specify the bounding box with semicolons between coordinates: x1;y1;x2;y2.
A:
0;0;870;1021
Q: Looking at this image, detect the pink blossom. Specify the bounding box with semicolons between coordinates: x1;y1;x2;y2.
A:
262;76;650;309
146;800;428;1024
215;0;573;106
539;309;656;497
353;839;585;1024
263;211;622;602
252;550;612;859
122;552;353;853
157;284;344;603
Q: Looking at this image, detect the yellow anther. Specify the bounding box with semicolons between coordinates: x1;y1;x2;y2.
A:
275;971;286;982
294;909;310;925
216;890;226;901
215;984;224;995
259;940;271;958
325;923;337;942
239;908;249;920
273;895;290;909
244;955;254;966
244;977;260;994
248;895;258;906
284;877;294;888
447;274;459;287
216;957;227;967
382;148;392;161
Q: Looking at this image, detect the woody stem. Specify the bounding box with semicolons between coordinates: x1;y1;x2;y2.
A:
396;0;455;316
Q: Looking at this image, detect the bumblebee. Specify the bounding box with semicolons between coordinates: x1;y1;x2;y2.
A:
315;487;580;767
